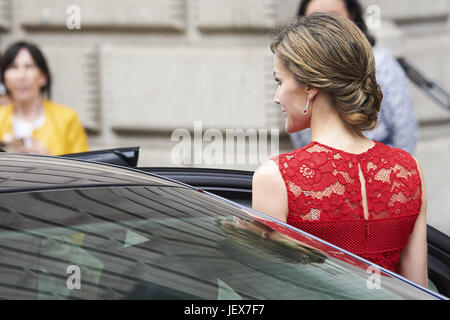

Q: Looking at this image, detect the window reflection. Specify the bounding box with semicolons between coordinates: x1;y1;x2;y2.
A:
0;186;434;300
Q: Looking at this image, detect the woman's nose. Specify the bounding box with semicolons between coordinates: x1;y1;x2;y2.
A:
273;85;280;104
16;67;27;79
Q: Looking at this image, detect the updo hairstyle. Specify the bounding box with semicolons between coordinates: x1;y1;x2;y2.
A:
270;13;383;135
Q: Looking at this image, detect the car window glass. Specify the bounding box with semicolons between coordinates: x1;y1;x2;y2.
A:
0;186;435;300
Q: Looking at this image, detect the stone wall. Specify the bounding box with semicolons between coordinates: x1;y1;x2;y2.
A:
0;0;449;234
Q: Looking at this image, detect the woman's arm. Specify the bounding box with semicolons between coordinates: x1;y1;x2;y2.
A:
396;158;428;287
252;160;289;223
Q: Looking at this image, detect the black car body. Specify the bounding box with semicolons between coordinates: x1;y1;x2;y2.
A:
0;151;447;300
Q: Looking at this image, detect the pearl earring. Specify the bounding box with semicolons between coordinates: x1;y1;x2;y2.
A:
303;94;310;115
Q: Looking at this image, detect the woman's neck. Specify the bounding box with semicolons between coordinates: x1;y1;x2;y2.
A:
13;96;44;122
309;94;373;153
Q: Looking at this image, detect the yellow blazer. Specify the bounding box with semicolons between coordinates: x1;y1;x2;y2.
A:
0;100;89;155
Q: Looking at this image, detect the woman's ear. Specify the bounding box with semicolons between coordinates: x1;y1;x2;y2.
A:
37;69;47;89
307;87;320;100
39;76;47;87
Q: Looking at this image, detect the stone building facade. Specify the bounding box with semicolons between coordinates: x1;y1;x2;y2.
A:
0;0;449;234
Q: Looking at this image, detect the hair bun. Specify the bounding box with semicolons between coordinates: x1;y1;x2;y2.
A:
345;78;382;132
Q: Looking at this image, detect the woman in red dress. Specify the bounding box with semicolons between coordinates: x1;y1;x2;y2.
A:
252;13;428;287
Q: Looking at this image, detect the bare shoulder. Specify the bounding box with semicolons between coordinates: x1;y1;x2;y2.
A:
252;160;288;222
253;160;281;180
412;156;424;179
253;160;287;194
411;156;427;215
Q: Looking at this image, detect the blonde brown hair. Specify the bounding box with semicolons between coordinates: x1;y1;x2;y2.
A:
271;13;383;135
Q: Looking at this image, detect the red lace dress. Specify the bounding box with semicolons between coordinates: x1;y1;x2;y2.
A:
271;140;422;271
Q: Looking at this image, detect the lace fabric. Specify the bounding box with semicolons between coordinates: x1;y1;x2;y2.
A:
272;140;422;271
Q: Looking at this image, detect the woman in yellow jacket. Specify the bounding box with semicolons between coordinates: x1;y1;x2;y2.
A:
0;41;88;155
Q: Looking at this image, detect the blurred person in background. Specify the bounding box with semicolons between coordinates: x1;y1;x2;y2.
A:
0;41;89;155
289;0;419;154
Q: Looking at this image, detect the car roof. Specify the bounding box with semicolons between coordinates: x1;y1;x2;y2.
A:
0;153;184;194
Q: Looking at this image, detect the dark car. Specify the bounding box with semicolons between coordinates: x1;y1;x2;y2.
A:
0;150;447;300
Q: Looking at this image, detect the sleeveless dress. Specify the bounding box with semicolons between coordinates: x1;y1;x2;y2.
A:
271;140;422;271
